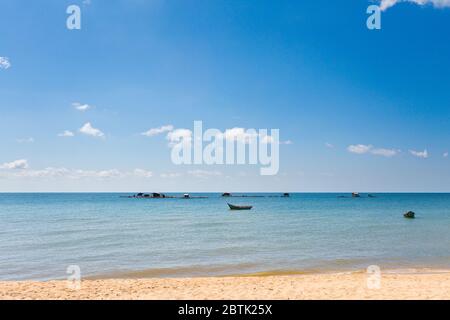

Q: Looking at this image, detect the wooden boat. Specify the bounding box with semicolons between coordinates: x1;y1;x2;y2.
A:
228;203;253;210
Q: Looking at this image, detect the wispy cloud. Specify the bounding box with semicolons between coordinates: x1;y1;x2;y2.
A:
221;128;259;144
187;170;223;178
133;169;153;178
347;144;399;157
16;137;34;143
0;159;29;170
166;129;192;146
72;102;91;112
370;148;399;157
0;57;11;69
79;122;104;138
58;130;75;137
325;142;334;148
220;128;288;145
260;135;292;145
379;0;450;11
347;144;373;154
160;172;183;179
410;149;429;158
141;125;174;137
165;127;288;148
1;166;153;179
444;152;449;158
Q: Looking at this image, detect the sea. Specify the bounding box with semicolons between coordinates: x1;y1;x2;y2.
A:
0;193;449;280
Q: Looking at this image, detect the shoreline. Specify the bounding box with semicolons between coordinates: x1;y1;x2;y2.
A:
1;269;449;300
88;266;450;280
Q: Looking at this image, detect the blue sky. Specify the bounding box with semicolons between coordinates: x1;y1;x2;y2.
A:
0;0;449;192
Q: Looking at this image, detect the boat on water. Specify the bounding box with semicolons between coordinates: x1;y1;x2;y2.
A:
352;192;361;198
228;203;253;210
404;211;415;219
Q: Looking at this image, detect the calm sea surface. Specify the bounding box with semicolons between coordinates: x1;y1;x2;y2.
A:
0;193;449;280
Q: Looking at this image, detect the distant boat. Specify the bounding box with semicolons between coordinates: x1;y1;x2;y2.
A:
222;192;232;197
352;192;360;198
404;211;415;219
283;193;290;197
228;203;253;210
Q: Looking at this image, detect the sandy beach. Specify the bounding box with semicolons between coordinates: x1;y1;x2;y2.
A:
1;271;449;300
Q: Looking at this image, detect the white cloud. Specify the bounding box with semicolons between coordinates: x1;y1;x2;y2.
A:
163;126;289;147
0;159;29;170
379;0;450;11
370;148;399;157
58;130;75;137
260;135;292;145
0;159;153;180
78;169;123;178
380;0;401;10
160;172;183;179
444;152;449;158
348;144;399;157
0;57;11;69
72;102;91;112
4;167;152;179
74;168;152;179
133;169;153;178
410;149;429;158
79;122;105;138
166;129;192;146
187;170;222;178
141;125;174;137
13;167;70;178
220;128;288;145
325;142;334;148
16;137;34;143
221;128;259;144
348;144;373;154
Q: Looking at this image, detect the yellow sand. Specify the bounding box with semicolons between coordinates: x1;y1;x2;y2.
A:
1;271;449;300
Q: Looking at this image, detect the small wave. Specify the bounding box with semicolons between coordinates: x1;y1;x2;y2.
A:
91;262;261;279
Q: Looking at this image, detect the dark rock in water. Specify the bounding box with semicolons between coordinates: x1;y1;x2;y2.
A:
404;211;415;219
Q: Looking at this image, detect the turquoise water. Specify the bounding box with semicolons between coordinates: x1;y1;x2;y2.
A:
0;193;449;280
